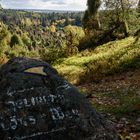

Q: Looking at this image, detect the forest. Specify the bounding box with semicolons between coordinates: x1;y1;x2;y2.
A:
0;8;84;63
0;0;140;139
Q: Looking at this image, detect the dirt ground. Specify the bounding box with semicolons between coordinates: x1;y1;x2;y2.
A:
78;69;140;140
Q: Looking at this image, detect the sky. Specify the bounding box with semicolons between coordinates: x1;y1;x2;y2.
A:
1;0;87;11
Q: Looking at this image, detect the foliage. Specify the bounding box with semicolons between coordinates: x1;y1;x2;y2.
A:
50;25;56;33
7;45;28;58
64;25;85;55
54;37;140;84
0;10;84;63
83;0;101;31
0;7;139;140
21;33;32;47
81;0;140;50
40;47;67;63
0;9;83;27
10;34;23;47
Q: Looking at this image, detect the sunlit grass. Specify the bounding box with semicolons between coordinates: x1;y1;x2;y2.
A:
54;37;140;84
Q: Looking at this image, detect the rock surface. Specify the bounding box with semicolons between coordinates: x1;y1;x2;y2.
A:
0;57;119;140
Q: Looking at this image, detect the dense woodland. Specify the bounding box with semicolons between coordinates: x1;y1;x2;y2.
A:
0;8;84;63
0;0;140;139
0;0;139;64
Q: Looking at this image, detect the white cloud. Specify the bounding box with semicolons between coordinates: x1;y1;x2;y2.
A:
1;0;87;11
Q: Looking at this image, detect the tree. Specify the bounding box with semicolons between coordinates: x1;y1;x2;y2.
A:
50;24;56;33
83;0;101;32
120;0;129;36
10;34;22;48
64;25;85;55
102;0;138;36
0;23;10;56
21;33;31;47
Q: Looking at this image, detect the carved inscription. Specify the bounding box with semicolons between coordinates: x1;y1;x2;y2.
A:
0;115;36;131
5;94;65;112
0;86;80;139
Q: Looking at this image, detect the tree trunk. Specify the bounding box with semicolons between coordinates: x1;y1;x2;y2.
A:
123;19;129;36
85;0;101;31
138;0;140;14
96;11;101;29
120;0;129;36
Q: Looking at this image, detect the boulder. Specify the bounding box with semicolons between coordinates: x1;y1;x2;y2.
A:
0;57;119;140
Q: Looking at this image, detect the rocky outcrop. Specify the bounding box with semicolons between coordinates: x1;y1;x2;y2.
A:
0;57;119;140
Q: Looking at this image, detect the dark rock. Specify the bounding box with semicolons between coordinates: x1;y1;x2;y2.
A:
0;57;119;140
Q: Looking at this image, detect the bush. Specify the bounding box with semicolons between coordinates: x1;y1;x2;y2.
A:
40;47;67;63
6;45;29;58
21;33;31;47
64;25;85;54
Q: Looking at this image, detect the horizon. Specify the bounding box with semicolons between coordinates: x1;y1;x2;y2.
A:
1;0;87;11
2;8;85;12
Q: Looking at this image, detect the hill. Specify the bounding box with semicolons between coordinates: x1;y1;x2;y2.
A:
54;37;140;84
54;36;140;139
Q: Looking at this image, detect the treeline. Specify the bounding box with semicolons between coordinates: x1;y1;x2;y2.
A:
0;0;140;64
0;9;83;28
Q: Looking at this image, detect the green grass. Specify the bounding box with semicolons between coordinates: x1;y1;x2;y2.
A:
79;85;140;118
94;90;140;116
53;37;140;84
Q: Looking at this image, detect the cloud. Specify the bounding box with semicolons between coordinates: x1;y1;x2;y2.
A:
1;0;87;11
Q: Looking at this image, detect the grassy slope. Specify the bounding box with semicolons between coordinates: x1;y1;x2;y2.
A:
54;37;140;139
54;37;140;84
